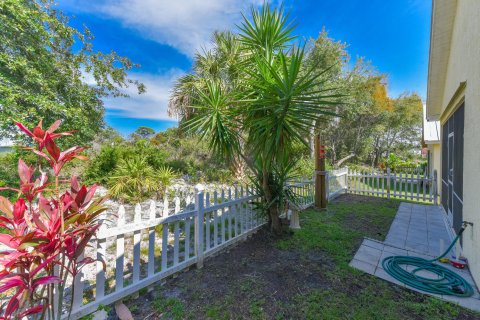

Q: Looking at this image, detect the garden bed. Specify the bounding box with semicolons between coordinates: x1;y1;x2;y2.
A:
115;194;479;320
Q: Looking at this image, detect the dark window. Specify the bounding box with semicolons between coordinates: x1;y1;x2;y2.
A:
442;122;448;180
441;122;448;212
442;181;448;212
441;102;465;234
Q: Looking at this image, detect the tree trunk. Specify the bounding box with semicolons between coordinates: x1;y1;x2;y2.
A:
261;168;283;234
269;206;282;234
230;155;245;179
334;153;355;168
331;143;337;165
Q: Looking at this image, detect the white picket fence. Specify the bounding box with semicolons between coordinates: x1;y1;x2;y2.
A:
287;167;349;206
65;185;266;319
347;168;438;204
64;170;351;319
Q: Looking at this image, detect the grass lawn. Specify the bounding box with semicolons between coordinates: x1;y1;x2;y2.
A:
122;194;479;320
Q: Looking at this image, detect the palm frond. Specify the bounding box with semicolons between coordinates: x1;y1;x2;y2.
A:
238;4;297;55
183;80;241;161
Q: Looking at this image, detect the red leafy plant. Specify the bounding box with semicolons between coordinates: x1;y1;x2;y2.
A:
0;120;107;319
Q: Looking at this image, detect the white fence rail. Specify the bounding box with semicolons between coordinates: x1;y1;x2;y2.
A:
67;186;264;319
347;168;438;204
327;167;348;200
287;180;315;208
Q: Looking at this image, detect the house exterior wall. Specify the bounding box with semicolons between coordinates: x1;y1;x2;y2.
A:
434;0;480;285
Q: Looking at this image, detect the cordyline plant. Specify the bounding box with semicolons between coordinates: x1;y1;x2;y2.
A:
0;120;107;319
170;4;342;233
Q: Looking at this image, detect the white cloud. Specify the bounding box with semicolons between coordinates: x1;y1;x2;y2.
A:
104;69;184;120
60;0;267;121
70;0;261;57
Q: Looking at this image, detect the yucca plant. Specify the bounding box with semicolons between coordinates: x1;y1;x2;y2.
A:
157;166;178;197
108;155;160;203
172;4;342;233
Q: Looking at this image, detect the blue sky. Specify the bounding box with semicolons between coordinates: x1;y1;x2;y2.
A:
59;0;431;136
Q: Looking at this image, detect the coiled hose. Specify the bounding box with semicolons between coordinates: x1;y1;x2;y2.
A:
382;223;474;297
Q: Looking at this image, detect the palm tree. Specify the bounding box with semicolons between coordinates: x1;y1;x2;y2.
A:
170;4;341;233
168;31;242;120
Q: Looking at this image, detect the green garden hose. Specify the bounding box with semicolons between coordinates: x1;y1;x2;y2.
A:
382;222;474;297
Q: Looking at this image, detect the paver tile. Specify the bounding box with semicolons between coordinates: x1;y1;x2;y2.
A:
405;243;429;253
349;258;376;274
354;245;382;265
382;245;408;256
363;238;385;251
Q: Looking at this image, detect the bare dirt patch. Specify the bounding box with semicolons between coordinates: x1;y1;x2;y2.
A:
126;229;335;319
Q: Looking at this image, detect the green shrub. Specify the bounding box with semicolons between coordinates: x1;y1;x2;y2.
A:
293;155;314;180
84;141;168;185
83;127;235;188
84;146;121;185
108;155;161;203
157;166;178;196
0;152;17;192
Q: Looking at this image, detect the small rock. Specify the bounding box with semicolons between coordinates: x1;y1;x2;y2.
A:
115;303;134;320
164;287;182;299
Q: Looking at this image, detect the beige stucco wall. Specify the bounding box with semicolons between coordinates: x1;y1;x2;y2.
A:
429;143;441;195
436;0;480;285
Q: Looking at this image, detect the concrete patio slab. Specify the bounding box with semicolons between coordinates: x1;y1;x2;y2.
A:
349;202;480;312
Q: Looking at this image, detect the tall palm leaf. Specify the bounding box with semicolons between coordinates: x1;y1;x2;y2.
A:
168;74;200;118
183;80;240;160
243;47;340;169
238;4;296;56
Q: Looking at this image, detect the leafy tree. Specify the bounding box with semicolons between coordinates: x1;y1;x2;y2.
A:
303;30;348;158
94;126;124;146
369;93;423;166
304;32;424;168
130;126;156;140
171;5;341;233
0;0;145;145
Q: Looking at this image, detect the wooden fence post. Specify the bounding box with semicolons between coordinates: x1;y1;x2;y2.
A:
314;133;327;208
195;187;205;268
326;171;330;201
386;168;391;199
433;170;438;205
